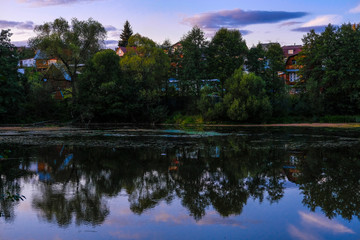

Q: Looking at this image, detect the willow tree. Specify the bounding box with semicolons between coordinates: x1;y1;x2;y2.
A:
29;17;106;101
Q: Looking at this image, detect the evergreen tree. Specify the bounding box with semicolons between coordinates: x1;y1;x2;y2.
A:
118;20;133;47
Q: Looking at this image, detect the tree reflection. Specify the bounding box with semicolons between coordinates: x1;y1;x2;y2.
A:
297;145;360;221
0;147;32;222
25;141;288;224
6;136;360;226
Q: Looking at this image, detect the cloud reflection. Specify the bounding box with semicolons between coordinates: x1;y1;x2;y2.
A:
288;225;319;240
299;211;355;234
109;231;143;240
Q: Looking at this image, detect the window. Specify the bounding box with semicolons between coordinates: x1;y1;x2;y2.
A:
288;49;294;55
289;73;299;82
292;60;296;65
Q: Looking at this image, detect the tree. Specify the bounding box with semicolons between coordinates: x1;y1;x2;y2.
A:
224;68;272;122
118;20;133;47
120;34;170;122
246;44;266;75
29;17;106;102
299;23;360;115
179;26;208;96
77;49;122;123
264;43;288;116
0;29;24;122
208;28;248;95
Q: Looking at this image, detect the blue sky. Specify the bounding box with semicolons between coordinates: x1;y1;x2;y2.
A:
2;0;360;49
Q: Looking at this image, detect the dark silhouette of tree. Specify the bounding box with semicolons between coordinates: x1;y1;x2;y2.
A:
118;20;133;47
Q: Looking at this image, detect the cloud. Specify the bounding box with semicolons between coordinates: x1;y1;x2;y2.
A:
240;30;252;36
299;211;355;234
349;3;360;13
279;21;303;27
17;0;102;7
291;15;342;33
0;20;35;30
302;15;342;27
12;40;29;47
105;25;117;32
104;40;118;50
292;25;328;32
182;8;308;31
204;28;252;38
105;40;118;45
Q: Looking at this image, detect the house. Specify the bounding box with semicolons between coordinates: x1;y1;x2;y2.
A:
18;58;36;68
18;57;36;74
279;45;303;93
34;50;57;71
116;47;127;57
42;63;72;100
282;45;302;59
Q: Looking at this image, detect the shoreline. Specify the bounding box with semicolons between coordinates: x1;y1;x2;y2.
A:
0;123;359;132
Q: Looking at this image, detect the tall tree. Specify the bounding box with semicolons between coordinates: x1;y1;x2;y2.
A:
0;29;24;122
118;20;133;47
120;34;170;122
179;26;208;96
264;43;287;115
208;28;248;95
29;17;106;102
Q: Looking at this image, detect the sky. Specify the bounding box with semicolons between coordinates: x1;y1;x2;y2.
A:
2;0;360;49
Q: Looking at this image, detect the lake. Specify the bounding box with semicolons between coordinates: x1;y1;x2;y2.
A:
0;126;360;240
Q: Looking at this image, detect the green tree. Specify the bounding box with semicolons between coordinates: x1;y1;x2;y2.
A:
29;17;106;102
77;49;122;123
120;34;170;122
299;23;360;115
246;44;266;75
179;26;208;96
264;43;288;116
208;28;248;95
197;86;224;121
224;68;272;122
0;29;24;123
118;20;133;47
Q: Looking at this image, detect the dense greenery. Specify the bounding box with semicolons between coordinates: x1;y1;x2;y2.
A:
299;23;360;116
0;30;24;122
1;19;360;124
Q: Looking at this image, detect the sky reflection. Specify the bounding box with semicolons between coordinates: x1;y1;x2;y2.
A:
1;128;360;239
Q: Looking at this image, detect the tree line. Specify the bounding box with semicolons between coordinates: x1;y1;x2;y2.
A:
1;18;360;124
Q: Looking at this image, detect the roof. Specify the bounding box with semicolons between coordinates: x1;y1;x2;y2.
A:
282;45;302;58
34;50;50;60
44;63;71;81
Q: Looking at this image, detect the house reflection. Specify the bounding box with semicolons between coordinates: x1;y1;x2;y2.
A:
283;152;305;183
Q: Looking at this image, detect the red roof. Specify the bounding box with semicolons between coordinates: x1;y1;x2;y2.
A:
282;45;302;58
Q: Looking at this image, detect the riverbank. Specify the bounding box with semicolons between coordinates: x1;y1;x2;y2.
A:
0;122;360;132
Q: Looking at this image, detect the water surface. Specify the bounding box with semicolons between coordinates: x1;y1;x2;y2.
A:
0;127;359;239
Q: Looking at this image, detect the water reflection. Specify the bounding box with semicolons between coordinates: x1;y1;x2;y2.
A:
1;133;360;230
